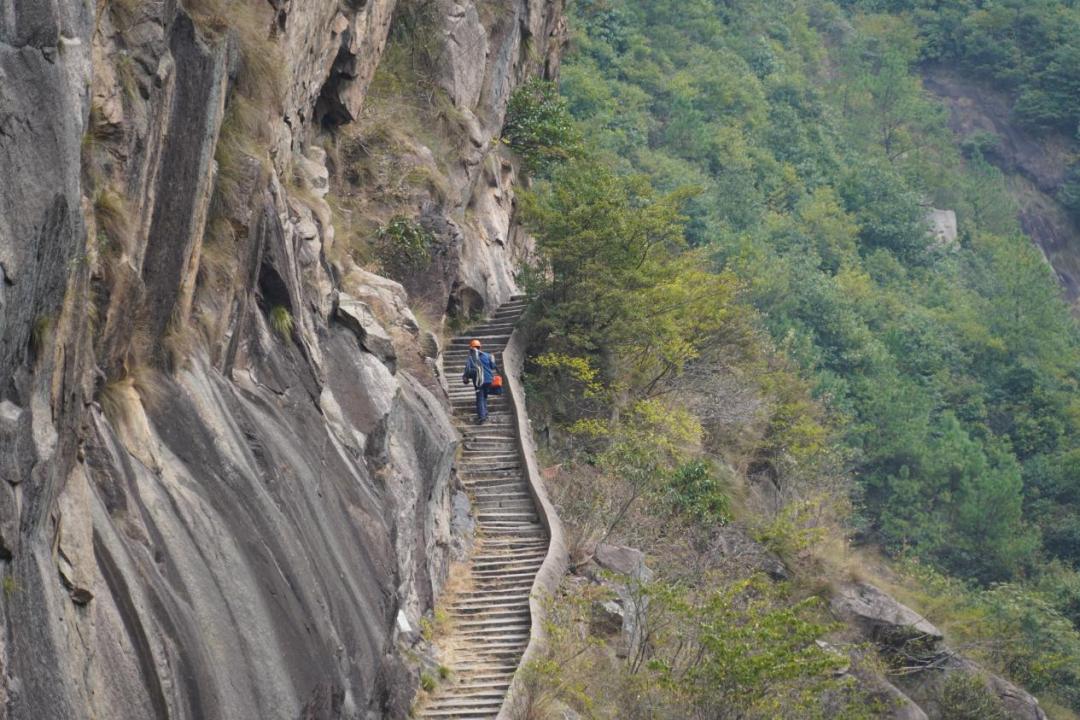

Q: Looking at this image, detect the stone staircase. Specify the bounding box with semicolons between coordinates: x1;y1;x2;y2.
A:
417;295;547;720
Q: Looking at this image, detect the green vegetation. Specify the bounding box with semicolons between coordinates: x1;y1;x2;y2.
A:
558;0;1080;582
374;215;433;279
267;305;293;339
843;0;1080;133
420;674;436;693
937;672;1008;720
524;576;876;719
510;0;1080;713
503;79;583;174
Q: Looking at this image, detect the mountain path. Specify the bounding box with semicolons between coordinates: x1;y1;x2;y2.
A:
417;295;547;720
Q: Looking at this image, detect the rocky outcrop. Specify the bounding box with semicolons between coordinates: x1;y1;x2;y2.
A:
832;582;944;654
0;0;565;718
925;208;958;247
834;582;1049;719
342;0;566;319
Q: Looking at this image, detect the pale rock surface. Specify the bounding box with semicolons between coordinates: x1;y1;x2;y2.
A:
926;208;958;246
337;293;398;372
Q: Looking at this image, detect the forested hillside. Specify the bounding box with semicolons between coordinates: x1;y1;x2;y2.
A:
513;0;1080;716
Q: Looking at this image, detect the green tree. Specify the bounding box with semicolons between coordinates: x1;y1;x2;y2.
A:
503;78;582;174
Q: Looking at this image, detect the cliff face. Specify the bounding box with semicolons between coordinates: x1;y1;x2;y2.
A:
0;1;564;718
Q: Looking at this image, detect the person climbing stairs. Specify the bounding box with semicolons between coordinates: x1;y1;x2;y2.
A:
417;295;549;720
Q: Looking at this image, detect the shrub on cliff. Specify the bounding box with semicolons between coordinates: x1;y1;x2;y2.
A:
503;79;582;174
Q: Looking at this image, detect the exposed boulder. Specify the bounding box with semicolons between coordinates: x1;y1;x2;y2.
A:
594;543;653;583
977;663;1049;720
832;582;944;655
925;208;958;246
337;294;397;371
848;669;929;720
713;524;789;580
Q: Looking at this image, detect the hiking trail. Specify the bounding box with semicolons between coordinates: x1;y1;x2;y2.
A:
418;296;550;719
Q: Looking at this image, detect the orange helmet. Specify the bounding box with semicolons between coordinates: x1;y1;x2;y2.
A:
469;339;482;348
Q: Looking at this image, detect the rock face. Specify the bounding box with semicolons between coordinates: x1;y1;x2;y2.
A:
0;0;564;718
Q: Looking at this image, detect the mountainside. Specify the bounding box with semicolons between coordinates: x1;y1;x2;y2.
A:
5;1;1080;719
0;1;562;717
922;66;1080;307
503;1;1080;718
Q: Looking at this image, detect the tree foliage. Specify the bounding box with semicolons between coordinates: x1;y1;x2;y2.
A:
519;0;1080;710
503;78;582;174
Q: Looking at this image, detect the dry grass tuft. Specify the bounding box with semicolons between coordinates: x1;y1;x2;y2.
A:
106;0;144;31
98;364;169;428
94;187;132;256
30;315;54;360
183;0;284;110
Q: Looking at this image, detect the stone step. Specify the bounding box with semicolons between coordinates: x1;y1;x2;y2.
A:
455;591;535;604
425;699;506;712
458;431;518;440
462;584;534;596
453;325;515;337
470;559;544;571
421;704;502;716
464;477;526;488
461;439;518;447
453;633;530;644
465;484;530;496
470;487;533;498
449;602;530;614
426;693;508;706
452;418;514;428
469;554;546;565
460;452;521;461
473;540;547;551
449;610;530;622
457;464;520;474
450;594;533;606
473;502;536;512
451;337;512;348
450;648;527;662
478;520;542;528
472;490;533;500
448;610;530;622
462;446;519;455
438;682;512;694
449;661;519;672
462;465;522;474
452;415;514;425
447;671;516;683
465;482;529;492
477;521;540;530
